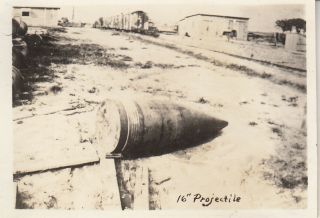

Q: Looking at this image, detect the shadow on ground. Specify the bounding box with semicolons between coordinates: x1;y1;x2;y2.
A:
12;28;131;107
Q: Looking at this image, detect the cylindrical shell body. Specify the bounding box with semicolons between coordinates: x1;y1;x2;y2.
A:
95;98;228;158
12;19;28;37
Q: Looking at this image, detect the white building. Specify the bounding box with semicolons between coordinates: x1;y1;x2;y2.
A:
178;14;249;40
13;6;60;27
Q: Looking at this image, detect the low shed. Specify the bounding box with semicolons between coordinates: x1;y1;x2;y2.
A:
13;6;60;27
178;14;249;40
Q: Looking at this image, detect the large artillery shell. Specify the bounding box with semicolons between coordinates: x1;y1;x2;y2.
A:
95;98;228;158
13;38;28;57
12;19;28;37
12;38;28;69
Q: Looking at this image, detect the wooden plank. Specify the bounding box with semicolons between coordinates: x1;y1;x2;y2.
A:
13;141;99;175
70;158;121;209
133;166;149;209
13;158;99;178
149;170;162;210
99;158;122;209
114;159;149;210
13;113;99;175
15;160;121;209
114;159;137;210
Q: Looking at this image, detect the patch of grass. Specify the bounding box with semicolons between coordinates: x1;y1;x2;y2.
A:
279;80;306;92
155;63;185;69
135;61;153;69
239;101;248;105
226;64;273;80
267;120;285;128
213;103;223;108
197;97;209;104
263;149;307;190
271;127;283;137
135;61;184;69
49;85;62;94
249;121;258;126
88;87;97;93
288;96;298;102
188;64;200;67
281;95;299;103
289;103;298;107
44;195;58;209
154;63;174;68
261;72;272;78
64;75;75;80
46;27;67;33
13;32;132;106
27;36;131;69
121;55;133;62
16;190;34;209
211;59;224;67
262;123;307;194
96;58;129;68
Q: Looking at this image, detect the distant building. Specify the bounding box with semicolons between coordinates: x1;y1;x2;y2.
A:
157;24;178;34
178;14;249;40
13;6;60;27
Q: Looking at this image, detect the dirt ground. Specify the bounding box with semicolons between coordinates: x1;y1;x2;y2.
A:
13;27;307;209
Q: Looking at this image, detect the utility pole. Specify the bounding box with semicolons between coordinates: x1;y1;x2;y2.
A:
72;6;74;22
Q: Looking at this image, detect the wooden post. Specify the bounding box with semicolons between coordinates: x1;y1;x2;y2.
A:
114;159;150;210
133;166;149;209
13;182;17;209
98;158;122;209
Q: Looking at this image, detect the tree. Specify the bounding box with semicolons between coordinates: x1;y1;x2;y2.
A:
58;17;70;26
275;18;306;33
61;17;69;23
99;17;104;26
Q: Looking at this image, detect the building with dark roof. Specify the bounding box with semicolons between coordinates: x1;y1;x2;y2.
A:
178;13;249;40
13;6;60;27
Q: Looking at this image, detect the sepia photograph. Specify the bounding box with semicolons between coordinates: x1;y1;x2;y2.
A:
3;0;316;214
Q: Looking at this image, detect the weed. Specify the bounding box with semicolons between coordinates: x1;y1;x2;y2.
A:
198;97;209;104
249;121;258;126
49;85;62;94
271;127;283;137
